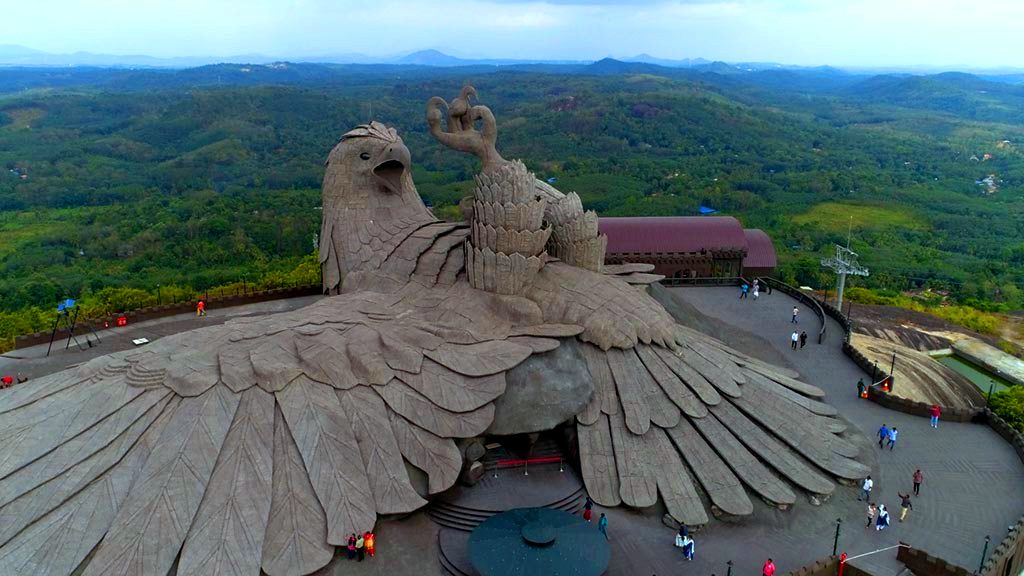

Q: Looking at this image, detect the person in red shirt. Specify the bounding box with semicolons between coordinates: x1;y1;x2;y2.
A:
0;375;13;388
197;300;207;317
763;558;776;576
930;405;941;428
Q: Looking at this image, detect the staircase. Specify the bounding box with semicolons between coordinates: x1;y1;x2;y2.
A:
428;485;586;532
428;435;585;532
432;434;587;575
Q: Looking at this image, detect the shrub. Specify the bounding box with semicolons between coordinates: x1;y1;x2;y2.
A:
989;386;1024;433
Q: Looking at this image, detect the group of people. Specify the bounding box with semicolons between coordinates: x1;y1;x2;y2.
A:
861;468;925;531
739;279;770;300
345;532;376;561
0;373;27;389
790;330;808;350
876;423;899;450
673;524;695;560
582;497;609;539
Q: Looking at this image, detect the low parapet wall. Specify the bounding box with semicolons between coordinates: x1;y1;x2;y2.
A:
783;555;872;576
864;385;984;423
897;545;973;576
981;515;1024;576
14;285;321;350
840;317;984;422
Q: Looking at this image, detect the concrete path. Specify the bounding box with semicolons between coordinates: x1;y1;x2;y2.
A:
0;295;322;380
662;286;1024;576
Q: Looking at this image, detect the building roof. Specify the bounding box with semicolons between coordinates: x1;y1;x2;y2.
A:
599;216;748;255
743;229;778;269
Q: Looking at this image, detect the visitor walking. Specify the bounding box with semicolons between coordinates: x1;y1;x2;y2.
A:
583;496;593;522
912;469;923;496
887;427;899;451
859;475;873;501
791;307;799;323
196;300;207;317
875;505;890;530
791;331;799;350
366;531;376;558
799;331;808;348
675;533;695;560
753;284;760;300
763;558;776;576
930;405;941;428
598;513;609;540
877;424;890;449
897;492;913;522
857;378;867;398
740;283;749;299
347;534;357;560
866;502;877;528
356;532;365;561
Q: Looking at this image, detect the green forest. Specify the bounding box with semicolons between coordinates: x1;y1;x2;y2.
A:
1;64;1023;349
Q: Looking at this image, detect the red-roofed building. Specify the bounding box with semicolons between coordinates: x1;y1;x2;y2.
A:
742;229;778;278
598;216;776;279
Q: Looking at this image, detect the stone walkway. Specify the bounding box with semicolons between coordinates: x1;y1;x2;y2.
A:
0;295;321;380
661;286;1024;576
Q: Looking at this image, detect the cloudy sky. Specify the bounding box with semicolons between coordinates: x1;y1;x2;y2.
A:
3;0;1023;68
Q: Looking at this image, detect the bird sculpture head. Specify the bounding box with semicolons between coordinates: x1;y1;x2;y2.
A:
319;121;435;294
322;121;425;213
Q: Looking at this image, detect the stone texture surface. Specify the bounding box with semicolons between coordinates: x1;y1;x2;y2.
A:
488;337;594;435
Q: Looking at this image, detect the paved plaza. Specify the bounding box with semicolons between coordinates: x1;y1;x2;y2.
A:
659;286;1024;576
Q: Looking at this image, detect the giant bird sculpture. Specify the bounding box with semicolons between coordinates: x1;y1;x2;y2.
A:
0;87;867;576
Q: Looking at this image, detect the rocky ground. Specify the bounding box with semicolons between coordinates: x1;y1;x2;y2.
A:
845;302;999;407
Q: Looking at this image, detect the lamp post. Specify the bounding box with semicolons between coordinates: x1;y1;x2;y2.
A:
987;380;995;404
978;535;990;573
833;518;842;555
157;284;161;305
726;560;733;576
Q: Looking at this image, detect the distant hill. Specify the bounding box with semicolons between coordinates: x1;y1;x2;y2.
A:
624;54;711;68
844;72;1024;123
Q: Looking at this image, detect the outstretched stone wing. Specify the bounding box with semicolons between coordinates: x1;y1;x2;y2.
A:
0;282;567;576
576;325;867;526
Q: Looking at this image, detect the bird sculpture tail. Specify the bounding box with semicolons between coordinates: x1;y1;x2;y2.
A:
466;160;551;295
543;189;607;272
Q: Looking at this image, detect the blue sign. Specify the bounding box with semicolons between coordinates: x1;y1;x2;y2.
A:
56;298;76;312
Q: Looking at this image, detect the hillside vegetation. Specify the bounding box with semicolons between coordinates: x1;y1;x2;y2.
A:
1;65;1023;348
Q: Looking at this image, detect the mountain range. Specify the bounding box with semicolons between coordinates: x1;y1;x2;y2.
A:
4;44;1024;77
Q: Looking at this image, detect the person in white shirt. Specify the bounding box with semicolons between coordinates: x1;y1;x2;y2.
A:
859;475;873;501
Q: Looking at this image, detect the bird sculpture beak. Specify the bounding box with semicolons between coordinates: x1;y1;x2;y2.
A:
373;143;411;195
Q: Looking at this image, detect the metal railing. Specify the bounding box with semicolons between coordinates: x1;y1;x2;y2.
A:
660;276;744;287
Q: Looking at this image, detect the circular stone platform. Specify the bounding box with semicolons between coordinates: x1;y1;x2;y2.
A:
468;507;609;576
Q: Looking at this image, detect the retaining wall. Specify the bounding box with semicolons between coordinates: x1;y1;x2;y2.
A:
14;285;321;350
783;555;871;576
897;545;973;576
981;515;1024;576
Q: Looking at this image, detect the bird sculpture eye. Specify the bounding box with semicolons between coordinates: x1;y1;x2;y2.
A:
359;152;371;160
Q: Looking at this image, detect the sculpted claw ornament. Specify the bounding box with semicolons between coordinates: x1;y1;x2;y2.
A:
0;86;867;576
427;85;506;172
